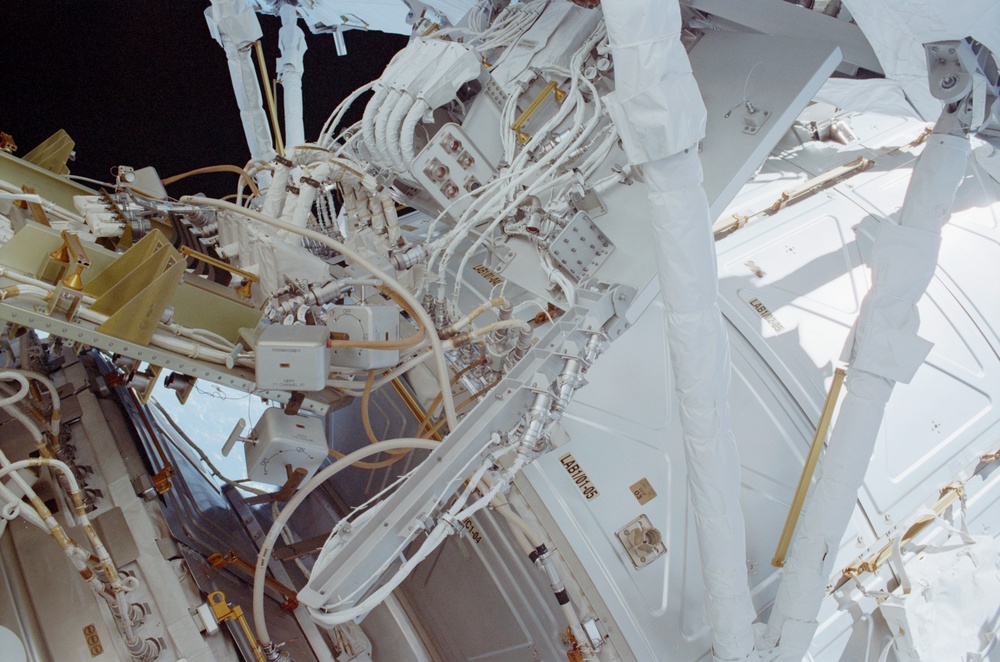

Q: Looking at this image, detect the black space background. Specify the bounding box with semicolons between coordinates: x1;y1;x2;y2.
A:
1;1;407;198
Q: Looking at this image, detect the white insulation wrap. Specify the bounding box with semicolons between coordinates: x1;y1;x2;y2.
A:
278;4;307;150
602;1;757;660
205;0;275;162
842;0;1000;120
764;133;972;660
814;78;918;119
602;0;705;165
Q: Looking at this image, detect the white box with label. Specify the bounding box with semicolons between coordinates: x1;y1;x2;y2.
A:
255;324;330;391
245;408;327;486
325;305;399;369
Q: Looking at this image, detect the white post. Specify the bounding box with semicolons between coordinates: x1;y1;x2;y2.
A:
277;4;307;150
763;125;971;660
602;1;759;659
204;0;275;163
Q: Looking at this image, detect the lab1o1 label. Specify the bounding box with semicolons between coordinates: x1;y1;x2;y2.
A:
747;297;785;333
559;453;600;500
473;264;504;286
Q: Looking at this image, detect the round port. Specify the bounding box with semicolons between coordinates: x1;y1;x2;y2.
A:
442;182;459;199
458;152;475;168
425;161;449;181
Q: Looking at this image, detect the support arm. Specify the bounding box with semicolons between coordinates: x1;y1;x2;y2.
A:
602;1;758;659
763;90;972;662
205;0;275;163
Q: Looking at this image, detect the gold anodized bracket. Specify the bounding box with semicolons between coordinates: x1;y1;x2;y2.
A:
511;80;568;145
841;483;966;582
180;246;260;300
42;230;91;319
772;367;847;568
207;591;267;662
208;550;299;611
60;230;91;291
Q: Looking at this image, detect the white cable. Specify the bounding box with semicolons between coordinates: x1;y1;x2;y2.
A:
400;100;432;169
386;94;418;173
375;89;403;167
0;181;85;225
309;452;525;627
361;86;389;162
181;196;459;430
445;54;607;307
319;81;374;146
0;371;30;407
252;438;439;648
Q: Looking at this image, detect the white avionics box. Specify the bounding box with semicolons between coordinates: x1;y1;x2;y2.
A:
255;325;330;392
245;408;327;486
325;305;400;370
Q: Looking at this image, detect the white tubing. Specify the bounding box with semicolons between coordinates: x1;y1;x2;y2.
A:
181;196;459;429
0;455;116;578
0;265;240;368
0;448;105;594
307;453;524;628
0;182;84;225
277;4;307;150
442;318;530;350
319;82;374;146
375;89;402;167
400;101;431;168
443;297;506;336
252;438;439;647
764;131;971;660
20;370;61;437
0;371;30;407
495;502;544;548
0;285;51;303
361;86;389;163
386;95;418;172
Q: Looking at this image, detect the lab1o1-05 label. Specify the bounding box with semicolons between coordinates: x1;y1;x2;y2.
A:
559;452;600;500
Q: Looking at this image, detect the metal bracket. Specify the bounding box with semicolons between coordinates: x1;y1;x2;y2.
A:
547;211;615;281
615;514;666;569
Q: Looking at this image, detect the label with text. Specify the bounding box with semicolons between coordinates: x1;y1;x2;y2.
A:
748;297;785;333
462;517;483;544
559;453;600;500
473;264;504;286
629;478;657;505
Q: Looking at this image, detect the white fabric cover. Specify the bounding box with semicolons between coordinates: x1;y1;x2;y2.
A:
645;153;759;662
603;1;757;659
278;4;308;149
843;0;1000;120
205;0;275;162
814;78;918;119
602;0;706;164
879;514;1000;661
